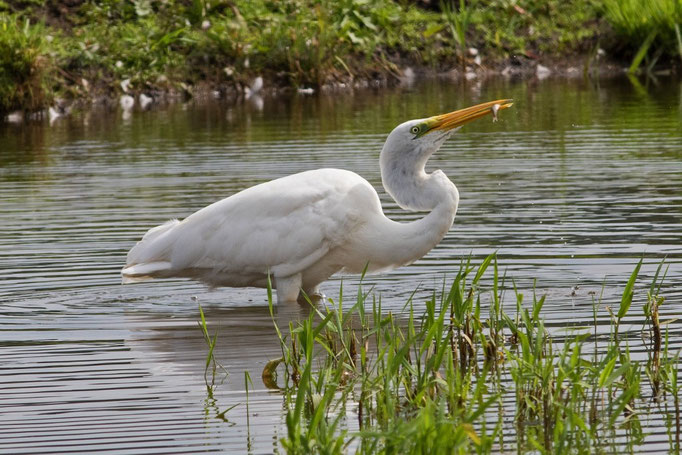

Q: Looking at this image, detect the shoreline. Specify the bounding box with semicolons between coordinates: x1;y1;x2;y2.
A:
2;0;681;120
2;54;662;125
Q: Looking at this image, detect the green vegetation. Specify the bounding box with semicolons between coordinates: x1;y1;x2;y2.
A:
1;0;681;114
234;255;680;453
0;14;52;112
602;0;682;73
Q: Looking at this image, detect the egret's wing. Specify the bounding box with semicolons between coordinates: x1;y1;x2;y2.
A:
128;169;377;281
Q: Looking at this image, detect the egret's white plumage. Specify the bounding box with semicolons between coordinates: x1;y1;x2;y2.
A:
122;99;512;303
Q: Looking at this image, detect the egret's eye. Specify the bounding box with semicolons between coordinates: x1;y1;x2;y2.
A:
410;126;420;135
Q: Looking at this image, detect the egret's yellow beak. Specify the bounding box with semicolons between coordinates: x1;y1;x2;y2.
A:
427;99;513;132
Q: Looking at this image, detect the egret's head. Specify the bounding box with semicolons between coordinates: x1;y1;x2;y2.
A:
380;99;513;210
386;99;514;155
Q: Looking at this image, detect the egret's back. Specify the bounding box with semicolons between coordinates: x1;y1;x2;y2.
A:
121;168;379;288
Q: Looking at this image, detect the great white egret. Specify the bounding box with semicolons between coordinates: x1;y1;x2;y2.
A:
122;99;513;303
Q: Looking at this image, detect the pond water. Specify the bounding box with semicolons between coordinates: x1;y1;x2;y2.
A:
1;77;681;453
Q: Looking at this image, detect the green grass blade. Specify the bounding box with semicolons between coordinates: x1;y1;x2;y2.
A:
472;251;495;285
628;30;657;74
618;259;642;319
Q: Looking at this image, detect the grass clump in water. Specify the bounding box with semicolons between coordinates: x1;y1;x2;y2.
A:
263;254;680;453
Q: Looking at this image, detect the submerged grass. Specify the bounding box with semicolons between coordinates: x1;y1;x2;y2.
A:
243;254;681;454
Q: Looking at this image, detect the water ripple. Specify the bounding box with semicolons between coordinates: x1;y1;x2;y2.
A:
1;78;681;453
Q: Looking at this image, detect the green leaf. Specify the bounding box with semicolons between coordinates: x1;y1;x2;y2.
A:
461;423;481;445
618;259;642;319
598;355;617;388
423;23;445;38
628;30;657;74
472;251;495;285
532;294;546;322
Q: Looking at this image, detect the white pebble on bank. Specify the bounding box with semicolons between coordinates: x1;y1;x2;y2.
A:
6;111;23;123
245;76;263;97
120;94;135;111
536;64;551;79
48;106;63;124
120;78;132;93
139;93;153;110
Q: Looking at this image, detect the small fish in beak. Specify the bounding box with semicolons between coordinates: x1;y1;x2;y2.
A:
491;103;501;122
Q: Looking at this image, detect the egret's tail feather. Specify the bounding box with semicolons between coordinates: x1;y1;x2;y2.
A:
141;219;179;243
121;261;173;282
122;219;180;283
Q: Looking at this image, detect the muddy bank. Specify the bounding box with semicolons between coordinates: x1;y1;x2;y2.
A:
3;52;654;125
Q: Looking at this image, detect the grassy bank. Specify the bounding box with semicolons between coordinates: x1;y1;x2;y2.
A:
208;255;680;453
1;0;681;115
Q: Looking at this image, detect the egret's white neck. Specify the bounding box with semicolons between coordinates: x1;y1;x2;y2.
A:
357;140;459;271
380;142;459;212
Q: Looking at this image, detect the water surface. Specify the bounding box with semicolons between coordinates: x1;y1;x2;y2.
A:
1;77;681;453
